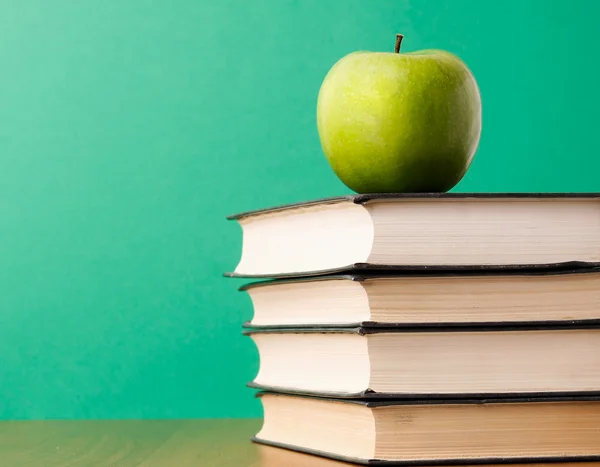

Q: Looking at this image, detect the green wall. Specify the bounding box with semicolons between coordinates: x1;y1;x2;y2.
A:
0;0;598;420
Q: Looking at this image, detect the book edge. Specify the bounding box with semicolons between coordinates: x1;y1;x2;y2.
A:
242;319;600;331
242;322;600;335
224;261;600;279
226;192;600;221
251;386;600;403
251;437;600;466
236;266;600;290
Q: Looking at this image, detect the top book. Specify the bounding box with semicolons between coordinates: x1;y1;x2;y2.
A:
226;193;600;278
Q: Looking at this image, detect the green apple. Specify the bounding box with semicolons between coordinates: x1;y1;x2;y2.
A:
316;35;481;193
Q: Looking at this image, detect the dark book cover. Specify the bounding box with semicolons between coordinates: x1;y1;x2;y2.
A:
243;322;600;335
242;319;600;331
225;261;600;279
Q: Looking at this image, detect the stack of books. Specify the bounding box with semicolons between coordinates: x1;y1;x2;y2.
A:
227;193;600;465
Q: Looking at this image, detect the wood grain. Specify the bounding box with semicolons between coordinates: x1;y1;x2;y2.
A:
4;420;596;467
0;419;262;466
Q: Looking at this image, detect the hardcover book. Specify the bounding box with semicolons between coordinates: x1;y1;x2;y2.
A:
245;325;600;398
226;193;600;278
257;444;600;467
240;269;600;328
253;392;600;465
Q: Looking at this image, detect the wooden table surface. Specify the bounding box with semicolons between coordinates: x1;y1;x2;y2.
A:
0;418;359;466
2;419;600;467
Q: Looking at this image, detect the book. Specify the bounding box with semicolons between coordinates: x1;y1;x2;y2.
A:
241;269;600;328
253;392;600;465
257;443;600;467
226;193;600;278
245;325;600;398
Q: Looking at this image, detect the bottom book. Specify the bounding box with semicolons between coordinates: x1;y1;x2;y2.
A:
256;444;600;467
253;392;600;465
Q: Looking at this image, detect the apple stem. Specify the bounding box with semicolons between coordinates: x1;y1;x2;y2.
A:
395;34;404;53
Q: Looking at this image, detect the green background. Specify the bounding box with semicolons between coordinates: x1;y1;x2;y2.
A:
0;0;598;420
